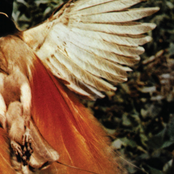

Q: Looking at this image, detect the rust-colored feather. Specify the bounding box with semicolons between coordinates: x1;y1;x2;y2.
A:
0;128;16;174
30;58;124;174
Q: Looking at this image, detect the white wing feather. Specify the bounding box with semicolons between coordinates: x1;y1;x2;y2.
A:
20;0;159;99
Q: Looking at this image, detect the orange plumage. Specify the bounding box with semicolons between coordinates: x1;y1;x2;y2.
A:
0;128;16;174
30;58;121;174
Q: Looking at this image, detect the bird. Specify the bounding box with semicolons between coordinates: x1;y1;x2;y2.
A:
0;0;159;173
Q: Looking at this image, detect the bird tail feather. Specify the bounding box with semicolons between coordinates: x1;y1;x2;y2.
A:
30;58;123;174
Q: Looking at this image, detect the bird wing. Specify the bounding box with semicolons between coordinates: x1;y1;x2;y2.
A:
20;0;159;100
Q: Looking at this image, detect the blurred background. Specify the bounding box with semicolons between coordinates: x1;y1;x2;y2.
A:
12;0;174;173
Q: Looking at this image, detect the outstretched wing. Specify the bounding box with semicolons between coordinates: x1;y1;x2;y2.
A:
20;0;159;99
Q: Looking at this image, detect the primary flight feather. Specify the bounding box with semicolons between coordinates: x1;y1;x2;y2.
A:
20;0;159;99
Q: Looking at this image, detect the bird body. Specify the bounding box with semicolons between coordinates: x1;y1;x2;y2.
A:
0;0;159;173
0;34;121;174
